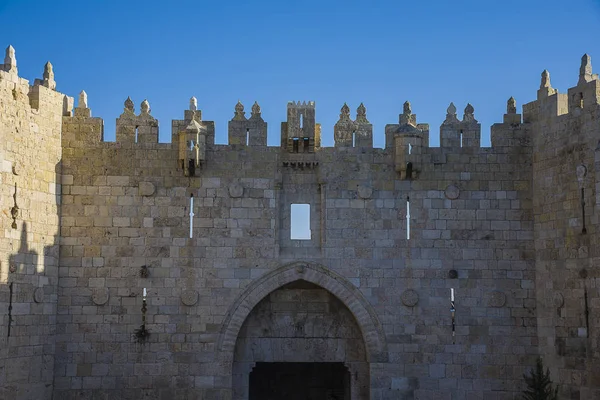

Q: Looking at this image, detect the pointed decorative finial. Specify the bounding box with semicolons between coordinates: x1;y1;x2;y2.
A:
190;96;197;112
339;103;351;121
140;99;150;114
124;97;134;112
233;100;246;121
579;54;593;85
251;101;261;116
399;101;415;126
463;103;475;122
4;45;16;73
443;102;459;124
541;70;551;88
78;90;88;109
447;102;457;116
356;103;369;123
42;61;56;90
507;97;516;114
43;61;53;80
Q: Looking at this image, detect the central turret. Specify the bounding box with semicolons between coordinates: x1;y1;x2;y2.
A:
281;101;321;153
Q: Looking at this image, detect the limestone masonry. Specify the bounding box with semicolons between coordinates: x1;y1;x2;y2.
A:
0;45;599;400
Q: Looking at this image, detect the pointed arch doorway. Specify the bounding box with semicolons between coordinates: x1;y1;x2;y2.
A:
218;262;388;400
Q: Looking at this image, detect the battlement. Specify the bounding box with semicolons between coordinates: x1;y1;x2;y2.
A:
2;44;600;177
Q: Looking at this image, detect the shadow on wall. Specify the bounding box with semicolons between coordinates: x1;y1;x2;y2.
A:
0;160;62;400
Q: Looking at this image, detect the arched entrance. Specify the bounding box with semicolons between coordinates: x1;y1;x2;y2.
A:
218;262;388;400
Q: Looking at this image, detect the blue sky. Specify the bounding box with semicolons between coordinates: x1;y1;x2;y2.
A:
1;0;600;148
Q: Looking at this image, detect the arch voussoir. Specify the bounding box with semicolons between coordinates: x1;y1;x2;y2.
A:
218;261;389;371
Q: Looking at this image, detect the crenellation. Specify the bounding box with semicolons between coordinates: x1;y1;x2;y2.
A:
228;101;267;147
439;103;481;148
2;45;600;399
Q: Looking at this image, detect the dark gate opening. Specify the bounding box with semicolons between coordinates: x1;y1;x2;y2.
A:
249;362;350;400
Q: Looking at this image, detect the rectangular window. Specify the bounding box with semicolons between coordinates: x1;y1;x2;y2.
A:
291;203;311;240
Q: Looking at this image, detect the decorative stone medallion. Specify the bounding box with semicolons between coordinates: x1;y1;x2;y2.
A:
229;184;244;198
138;181;156;197
33;287;44;303
181;289;199;306
92;288;109;305
357;185;373;199
553;292;564;308
486;291;506;308
444;185;460;200
9;263;17;273
401;289;419;307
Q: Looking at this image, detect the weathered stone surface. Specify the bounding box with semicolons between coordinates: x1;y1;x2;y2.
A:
138;181;155;196
485;290;506;308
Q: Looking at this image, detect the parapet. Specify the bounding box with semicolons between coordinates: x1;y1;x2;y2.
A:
439;102;481;148
333;103;373;148
228;100;267;146
5;45;598;164
523;54;600;122
0;45;72;121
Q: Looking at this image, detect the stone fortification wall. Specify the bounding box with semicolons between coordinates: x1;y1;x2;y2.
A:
54;82;536;400
2;44;599;400
0;46;69;400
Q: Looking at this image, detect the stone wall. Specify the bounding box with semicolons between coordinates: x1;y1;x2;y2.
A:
527;58;600;399
52;91;539;400
0;44;599;400
0;48;68;399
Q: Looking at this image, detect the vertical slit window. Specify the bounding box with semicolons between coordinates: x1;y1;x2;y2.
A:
406;196;410;240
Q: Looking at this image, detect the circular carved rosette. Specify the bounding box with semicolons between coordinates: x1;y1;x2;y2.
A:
357;185;373;199
92;288;109;306
181;290;199;306
445;185;460;200
33;287;44;303
553;292;564;308
229;184;244;198
401;289;419;307
486;291;506;308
